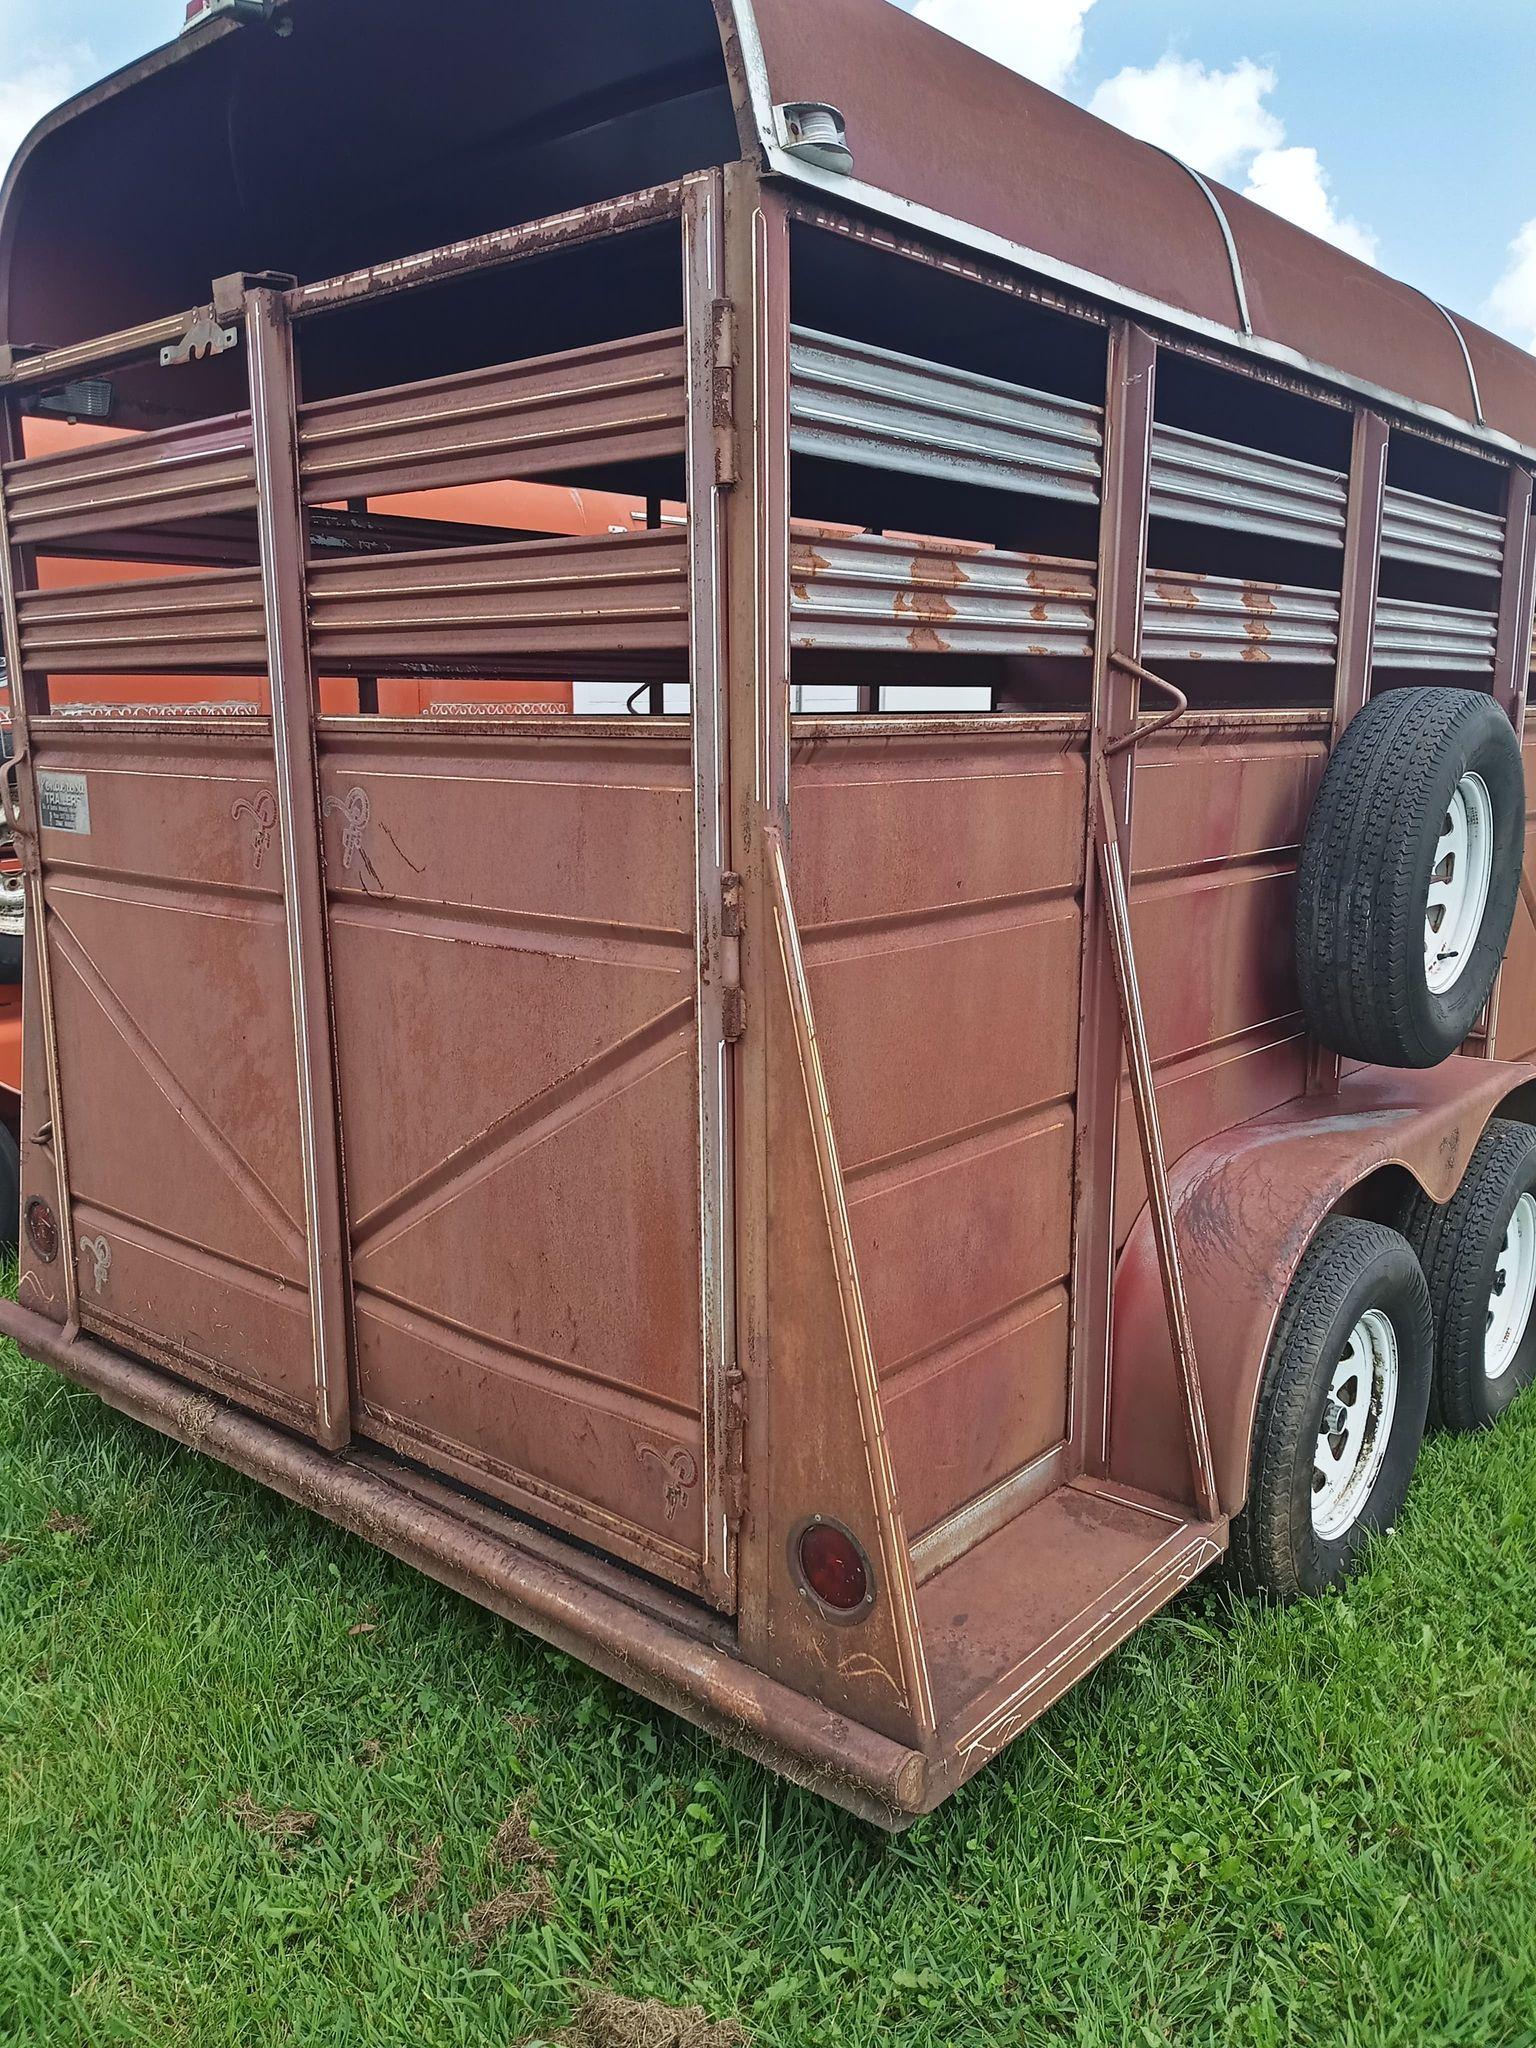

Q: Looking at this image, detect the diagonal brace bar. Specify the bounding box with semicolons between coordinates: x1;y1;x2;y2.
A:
1092;753;1219;1522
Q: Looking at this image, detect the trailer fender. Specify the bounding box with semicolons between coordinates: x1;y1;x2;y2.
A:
1108;1057;1536;1515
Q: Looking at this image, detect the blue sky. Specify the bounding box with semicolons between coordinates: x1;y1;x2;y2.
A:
3;0;1534;349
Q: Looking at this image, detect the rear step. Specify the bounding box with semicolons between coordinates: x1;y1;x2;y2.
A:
918;1478;1226;1799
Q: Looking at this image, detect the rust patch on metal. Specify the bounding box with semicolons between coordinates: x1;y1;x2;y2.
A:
893;569;958;654
1026;562;1095;597
908;549;972;590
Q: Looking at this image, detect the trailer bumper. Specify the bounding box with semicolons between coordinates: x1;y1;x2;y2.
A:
0;1298;933;1829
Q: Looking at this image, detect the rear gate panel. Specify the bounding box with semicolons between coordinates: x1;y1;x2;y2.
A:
27;722;318;1426
320;724;712;1590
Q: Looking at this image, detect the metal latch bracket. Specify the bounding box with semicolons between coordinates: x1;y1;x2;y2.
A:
710;300;739;489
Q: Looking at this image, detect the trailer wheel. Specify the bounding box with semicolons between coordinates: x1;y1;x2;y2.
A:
1399;1117;1536;1433
1294;687;1524;1068
0;1123;17;1253
1229;1217;1431;1599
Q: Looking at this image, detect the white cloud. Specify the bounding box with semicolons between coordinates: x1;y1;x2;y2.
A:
1483;219;1536;354
0;48;94;188
1242;145;1378;264
911;0;1096;93
1084;52;1377;265
903;6;1378;267
1088;57;1282;181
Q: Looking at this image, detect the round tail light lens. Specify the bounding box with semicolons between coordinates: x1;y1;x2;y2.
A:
796;1518;874;1619
24;1196;59;1264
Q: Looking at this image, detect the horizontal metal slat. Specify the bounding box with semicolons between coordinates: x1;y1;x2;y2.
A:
1;413;256;545
789;327;1103;503
16;569;266;673
1381;486;1504;578
789;530;1096;655
1143;571;1339;666
1150;424;1347;549
1373;596;1498;671
307;529;690;673
297;331;687;504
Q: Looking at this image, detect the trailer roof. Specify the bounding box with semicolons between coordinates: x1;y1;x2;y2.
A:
736;0;1536;457
2;0;1533;459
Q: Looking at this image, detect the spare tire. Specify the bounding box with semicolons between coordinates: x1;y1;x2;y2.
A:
1295;686;1525;1068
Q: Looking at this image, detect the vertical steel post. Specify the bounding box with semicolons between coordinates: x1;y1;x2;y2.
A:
245;289;354;1452
1492;465;1535;730
1480;462;1535;1060
1330;410;1391;748
0;397;79;1327
682;169;738;1609
1307;406;1389;1095
721;164;792;1647
1069;321;1156;1479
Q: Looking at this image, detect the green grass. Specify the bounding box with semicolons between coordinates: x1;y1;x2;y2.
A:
3;1308;1536;2048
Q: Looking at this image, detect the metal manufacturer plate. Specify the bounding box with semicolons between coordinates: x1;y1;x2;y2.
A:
36;771;90;835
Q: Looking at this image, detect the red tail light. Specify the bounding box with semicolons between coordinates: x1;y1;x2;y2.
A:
795;1519;874;1617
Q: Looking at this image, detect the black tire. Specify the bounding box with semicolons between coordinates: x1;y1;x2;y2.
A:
1399;1117;1536;1433
1295;686;1524;1068
1229;1217;1432;1599
0;1122;17;1253
0;928;20;986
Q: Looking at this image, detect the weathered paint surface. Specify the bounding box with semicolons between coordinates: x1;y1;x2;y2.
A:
0;18;1532;1820
21;723;318;1426
322;725;712;1589
791;727;1083;1547
1112;1059;1536;1514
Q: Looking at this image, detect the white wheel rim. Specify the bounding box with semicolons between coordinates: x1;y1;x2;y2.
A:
1312;1307;1400;1541
1486;1192;1536;1381
1425;772;1494;996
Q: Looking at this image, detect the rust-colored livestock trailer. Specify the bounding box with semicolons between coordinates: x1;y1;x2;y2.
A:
1;0;1535;1825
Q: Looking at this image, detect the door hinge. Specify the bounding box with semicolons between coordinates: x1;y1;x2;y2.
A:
710;299;739;490
721;870;745;1042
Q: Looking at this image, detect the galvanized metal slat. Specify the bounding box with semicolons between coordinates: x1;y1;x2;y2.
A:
1142;571;1339;665
1372;594;1499;670
1381;484;1505;578
1148;422;1501;589
1149;423;1348;548
789;531;1095;655
789;327;1103;501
